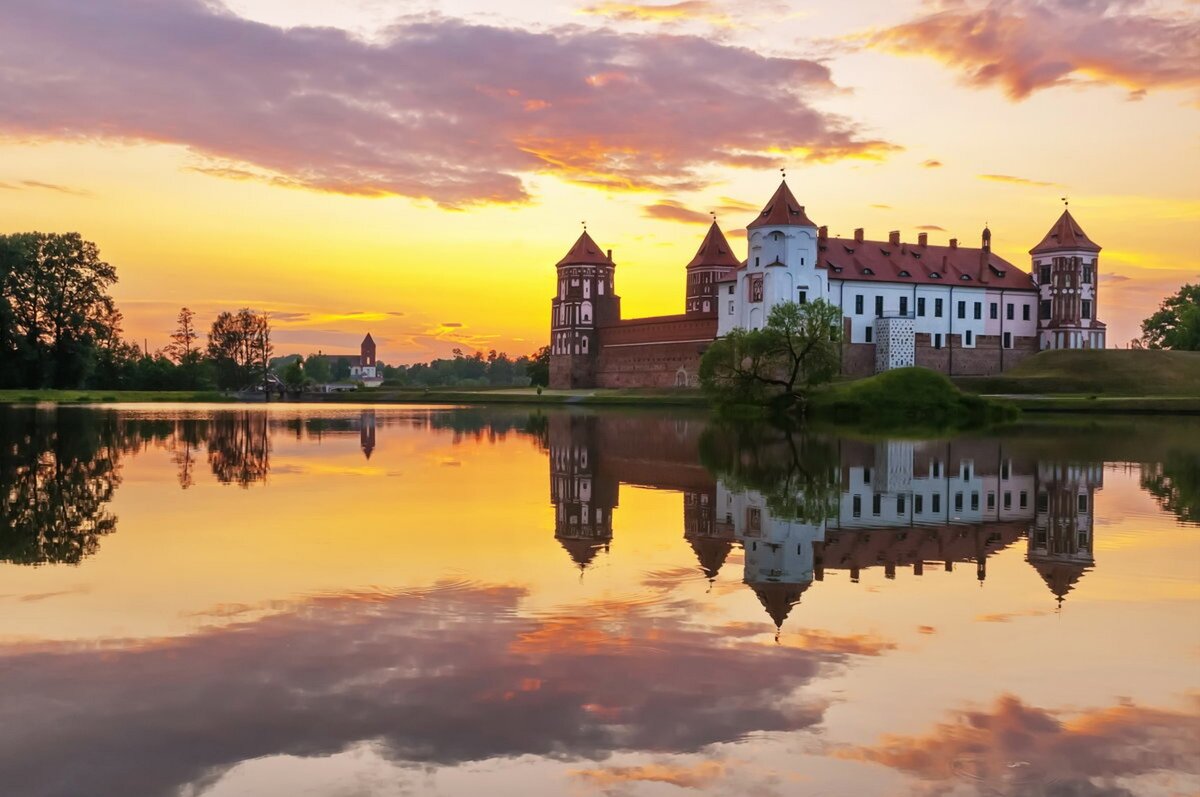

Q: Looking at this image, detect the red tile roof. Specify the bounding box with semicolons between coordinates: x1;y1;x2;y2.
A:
747;180;816;229
686;221;741;269
557;231;614;267
819;236;1038;291
1030;210;1101;254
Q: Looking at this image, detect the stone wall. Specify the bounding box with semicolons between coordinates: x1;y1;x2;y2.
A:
594;315;717;388
914;333;1038;376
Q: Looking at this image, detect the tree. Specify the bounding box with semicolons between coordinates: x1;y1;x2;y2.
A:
166;307;199;363
527;345;551;387
333;356;351;381
699;300;842;411
1141;284;1200;351
282;358;305;393
207;308;271;390
304;354;332;384
0;232;119;388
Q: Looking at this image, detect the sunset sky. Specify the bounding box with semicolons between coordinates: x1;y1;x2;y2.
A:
1;0;1197;362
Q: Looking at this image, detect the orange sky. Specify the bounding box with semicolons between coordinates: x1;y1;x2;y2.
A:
1;0;1196;362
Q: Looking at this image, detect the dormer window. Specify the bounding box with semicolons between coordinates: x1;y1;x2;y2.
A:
929;272;942;279
911;252;921;259
862;268;875;275
880;248;891;256
843;245;855;254
898;270;911;277
959;274;972;281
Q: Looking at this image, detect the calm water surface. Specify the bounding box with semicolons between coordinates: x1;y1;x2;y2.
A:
1;405;1198;797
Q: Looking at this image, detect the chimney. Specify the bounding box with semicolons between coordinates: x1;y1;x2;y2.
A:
854;228;864;243
949;238;958;249
917;232;928;247
888;230;900;246
606;249;613;261
818;225;828;242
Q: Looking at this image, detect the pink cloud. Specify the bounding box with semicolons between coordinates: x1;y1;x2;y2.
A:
0;1;896;207
867;0;1200;101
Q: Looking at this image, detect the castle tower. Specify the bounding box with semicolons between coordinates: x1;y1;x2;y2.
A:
1028;462;1101;606
1031;210;1106;350
718;180;821;336
361;333;376;367
548;414;617;571
549;231;620;389
685;221;740;316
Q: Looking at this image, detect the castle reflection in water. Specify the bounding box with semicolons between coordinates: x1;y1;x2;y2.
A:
548;413;1100;629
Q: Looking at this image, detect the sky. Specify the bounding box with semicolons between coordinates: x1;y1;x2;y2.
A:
0;0;1197;362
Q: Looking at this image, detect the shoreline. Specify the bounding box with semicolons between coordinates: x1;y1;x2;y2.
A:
2;388;1198;414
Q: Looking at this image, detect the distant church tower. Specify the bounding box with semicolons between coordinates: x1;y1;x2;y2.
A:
1031;209;1106;350
361;333;376;367
549;231;620;389
685;220;740;316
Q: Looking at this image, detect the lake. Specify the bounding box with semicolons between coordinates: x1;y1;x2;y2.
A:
1;404;1197;797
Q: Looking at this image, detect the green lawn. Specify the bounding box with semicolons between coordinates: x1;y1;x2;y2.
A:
0;389;235;404
954;349;1200;396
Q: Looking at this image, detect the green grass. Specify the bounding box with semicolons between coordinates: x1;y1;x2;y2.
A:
954;349;1200;396
810;367;1017;430
0;389;235;404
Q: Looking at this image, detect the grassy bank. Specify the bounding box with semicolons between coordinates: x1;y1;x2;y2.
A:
312;386;709;407
808;368;1017;430
954;349;1200;396
996;395;1200;414
0;389;236;404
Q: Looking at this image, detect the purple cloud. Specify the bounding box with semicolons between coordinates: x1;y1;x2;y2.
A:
0;0;896;207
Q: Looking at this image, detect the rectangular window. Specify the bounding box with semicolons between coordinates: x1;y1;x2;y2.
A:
897;495;906;514
1037;493;1049;512
1082;300;1092;319
973;302;982;320
1003;331;1012;349
990;302;998;319
1083;265;1093;283
798;289;807;305
1001;462;1010;480
872;494;881;515
1007;303;1015;320
865;326;873;343
900;296;909;316
932;493;942;513
934;333;943;349
917;297;926;316
852;495;862;518
728;285;734;295
875;296;884;317
957;301;966;319
954;492;963;512
1078;494;1088;512
1040;300;1052;320
987;492;995;510
864;468;871;484
965;330;973;346
1022;304;1031;321
935;298;944;318
915;494;924;514
1019;491;1028;509
855;295;864;314
1003;491;1012;510
728;301;734;315
970;492;979;511
1040;265;1051;284
932;462;942;478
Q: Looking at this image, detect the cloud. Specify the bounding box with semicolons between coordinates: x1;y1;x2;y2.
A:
643;200;711;224
441;322;463;328
0;583;883;797
865;0;1200;101
980;173;1059;188
571;760;727;790
1102;272;1131;283
870;203;892;209
0;1;896;208
580;1;733;27
915;224;946;231
833;693;1200;793
0;180;91;196
921;159;943;168
975;608;1052;622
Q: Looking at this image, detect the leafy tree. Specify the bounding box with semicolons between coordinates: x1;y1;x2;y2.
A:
1141;284;1200;351
166;307;199;363
333;356;352;381
0;232;119;388
304;353;332;384
282;358;305;392
527;345;551;387
1141;451;1200;524
207;309;271;390
699;299;842;411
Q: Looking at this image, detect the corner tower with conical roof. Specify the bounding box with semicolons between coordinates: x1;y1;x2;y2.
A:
1030;209;1106;350
550;231;621;389
717;180;822;336
685;221;740;316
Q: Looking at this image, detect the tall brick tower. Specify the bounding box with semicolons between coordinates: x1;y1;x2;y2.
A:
548;413;616;571
549;230;620;389
360;333;376;367
1031;209;1106;350
685;220;741;316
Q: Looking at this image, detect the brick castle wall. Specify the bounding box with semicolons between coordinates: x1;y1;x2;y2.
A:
594;314;716;388
843;333;1039;378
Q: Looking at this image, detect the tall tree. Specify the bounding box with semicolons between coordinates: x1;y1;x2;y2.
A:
304;353;332;384
1141;284;1200;351
0;232;119;388
699;300;842;411
527;345;551;387
167;307;199;364
207;308;271;390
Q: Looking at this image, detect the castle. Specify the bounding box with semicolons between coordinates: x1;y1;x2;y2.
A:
312;333;383;388
550;180;1106;389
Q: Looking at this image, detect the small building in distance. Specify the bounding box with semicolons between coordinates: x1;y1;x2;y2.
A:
313;333;383;389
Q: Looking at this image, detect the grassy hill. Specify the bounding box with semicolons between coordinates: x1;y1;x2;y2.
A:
954;350;1200;396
